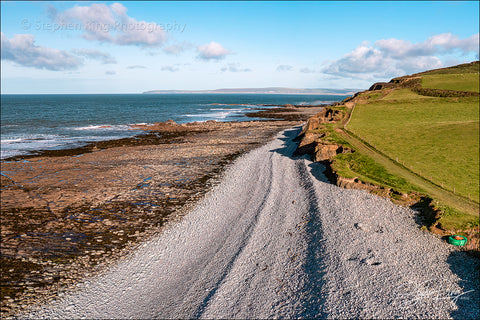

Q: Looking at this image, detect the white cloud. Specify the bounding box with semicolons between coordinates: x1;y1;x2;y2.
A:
163;42;193;55
375;33;479;58
1;32;83;71
197;41;231;60
53;3;167;47
395;56;443;74
299;67;315;73
126;65;147;69
71;48;116;64
110;2;127;16
323;33;479;79
161;65;180;72
105;70;116;75
276;65;293;72
323;43;388;74
221;63;251;72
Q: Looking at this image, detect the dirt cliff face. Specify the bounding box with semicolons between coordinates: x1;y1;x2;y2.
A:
294;107;350;161
293;91;428;203
314;142;346;162
294;109;378;193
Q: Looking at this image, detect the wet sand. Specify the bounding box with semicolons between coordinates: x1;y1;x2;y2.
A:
0;105;323;317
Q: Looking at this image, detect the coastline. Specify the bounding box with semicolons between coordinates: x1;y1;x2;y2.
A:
1;95;331;161
0;105;322;317
16;118;480;319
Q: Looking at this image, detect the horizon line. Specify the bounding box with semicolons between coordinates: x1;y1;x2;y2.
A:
1;87;364;96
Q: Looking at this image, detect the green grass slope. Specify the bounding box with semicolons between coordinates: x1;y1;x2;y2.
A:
337;62;480;236
348;90;479;203
421;74;479;92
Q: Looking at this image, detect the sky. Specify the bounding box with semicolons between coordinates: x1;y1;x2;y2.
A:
1;1;479;94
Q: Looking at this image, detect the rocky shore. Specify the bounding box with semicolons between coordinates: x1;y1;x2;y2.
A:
16;119;480;320
0;104;321;318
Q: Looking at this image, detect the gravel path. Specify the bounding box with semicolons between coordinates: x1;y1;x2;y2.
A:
23;127;479;319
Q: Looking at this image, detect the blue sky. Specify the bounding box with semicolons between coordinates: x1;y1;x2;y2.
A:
1;1;479;94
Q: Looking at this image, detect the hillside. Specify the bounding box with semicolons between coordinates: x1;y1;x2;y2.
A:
295;61;479;256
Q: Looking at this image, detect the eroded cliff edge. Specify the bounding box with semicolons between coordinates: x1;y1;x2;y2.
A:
293;64;479;257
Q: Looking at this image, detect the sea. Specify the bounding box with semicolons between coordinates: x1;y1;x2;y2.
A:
1;94;348;159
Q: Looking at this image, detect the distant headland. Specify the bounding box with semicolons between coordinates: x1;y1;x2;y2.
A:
142;87;360;95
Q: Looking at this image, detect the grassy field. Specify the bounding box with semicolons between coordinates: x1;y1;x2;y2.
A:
347;89;479;203
421;73;479;92
331;151;422;193
335;125;478;229
321;62;480;232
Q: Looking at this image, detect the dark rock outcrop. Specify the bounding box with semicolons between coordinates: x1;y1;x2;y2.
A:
369;82;395;91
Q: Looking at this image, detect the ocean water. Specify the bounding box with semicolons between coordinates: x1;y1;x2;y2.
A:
1;94;347;159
